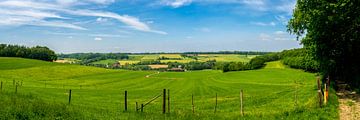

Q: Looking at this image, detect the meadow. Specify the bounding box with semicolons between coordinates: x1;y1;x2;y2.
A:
0;57;338;119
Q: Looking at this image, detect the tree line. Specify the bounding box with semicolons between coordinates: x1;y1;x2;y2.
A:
280;48;319;72
215;48;319;73
58;53;129;65
0;44;57;61
288;0;360;87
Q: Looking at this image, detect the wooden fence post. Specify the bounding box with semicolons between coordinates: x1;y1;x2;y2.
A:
192;94;194;114
168;89;170;113
68;89;72;105
326;76;330;102
324;84;327;104
125;91;128;111
136;102;138;112
316;76;323;107
163;89;166;114
295;81;298;107
317;76;321;91
141;104;144;112
318;90;323;107
214;93;218;113
15;83;18;94
240;90;244;116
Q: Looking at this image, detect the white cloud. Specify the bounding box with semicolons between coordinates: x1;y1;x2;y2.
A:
251;21;276;26
89;34;128;38
241;0;267;11
241;0;265;6
0;0;166;34
158;0;295;14
158;0;267;11
56;0;115;6
275;15;288;25
86;0;115;4
31;20;87;30
259;33;271;41
160;0;193;8
258;31;294;41
94;37;103;41
96;17;108;22
275;0;296;15
45;32;130;38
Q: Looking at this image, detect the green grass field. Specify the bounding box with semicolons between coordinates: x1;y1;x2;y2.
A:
0;57;338;119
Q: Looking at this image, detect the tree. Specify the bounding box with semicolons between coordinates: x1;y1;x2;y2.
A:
288;0;360;87
0;44;57;61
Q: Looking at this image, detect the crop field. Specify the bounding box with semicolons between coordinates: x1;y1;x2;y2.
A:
118;60;140;65
55;58;80;64
159;54;182;59
196;54;252;62
91;54;256;65
0;57;338;119
140;54;160;60
148;64;169;69
92;59;118;65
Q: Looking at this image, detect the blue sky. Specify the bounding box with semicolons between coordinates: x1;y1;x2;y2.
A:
0;0;301;53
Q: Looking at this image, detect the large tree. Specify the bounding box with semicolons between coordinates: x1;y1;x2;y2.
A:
288;0;360;87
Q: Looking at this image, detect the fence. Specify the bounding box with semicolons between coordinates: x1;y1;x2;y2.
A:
0;76;328;115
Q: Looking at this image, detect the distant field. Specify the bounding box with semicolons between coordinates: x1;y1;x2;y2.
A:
196;54;252;62
92;59;118;65
148;64;168;69
82;54;256;66
118;60;140;65
0;57;338;119
141;54;159;60
160;58;194;63
55;58;80;64
159;54;182;59
128;55;144;61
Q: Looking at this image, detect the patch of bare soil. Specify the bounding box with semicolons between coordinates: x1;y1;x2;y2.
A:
337;83;360;120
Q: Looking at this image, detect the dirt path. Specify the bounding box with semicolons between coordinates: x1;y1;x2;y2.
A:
145;71;160;78
337;84;360;120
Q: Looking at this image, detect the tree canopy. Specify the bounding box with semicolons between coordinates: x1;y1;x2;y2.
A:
288;0;360;86
0;44;57;61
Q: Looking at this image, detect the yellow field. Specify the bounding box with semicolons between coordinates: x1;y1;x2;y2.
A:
148;64;169;69
159;54;182;59
141;55;159;60
196;54;251;62
160;59;194;63
54;58;79;63
118;60;139;65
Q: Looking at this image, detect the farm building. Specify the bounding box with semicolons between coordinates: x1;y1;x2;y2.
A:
112;62;121;68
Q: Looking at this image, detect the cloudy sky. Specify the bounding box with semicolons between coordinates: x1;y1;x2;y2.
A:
0;0;301;53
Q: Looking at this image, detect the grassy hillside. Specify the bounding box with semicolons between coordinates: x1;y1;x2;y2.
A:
0;57;338;119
